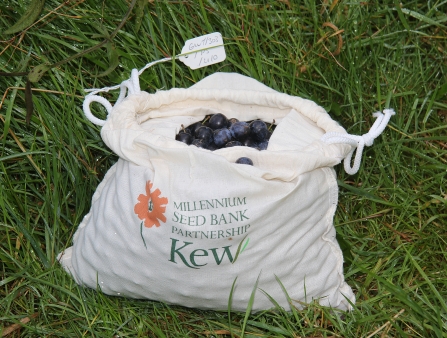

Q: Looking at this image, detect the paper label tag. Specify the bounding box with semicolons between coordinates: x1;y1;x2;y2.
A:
178;32;226;70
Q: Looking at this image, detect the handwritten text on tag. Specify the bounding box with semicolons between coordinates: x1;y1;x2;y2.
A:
179;33;226;70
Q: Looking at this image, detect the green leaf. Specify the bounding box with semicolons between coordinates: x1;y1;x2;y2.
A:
399;7;447;28
93;43;120;78
393;1;411;30
15;221;50;269
435;82;447;101
2;0;46;35
134;0;147;33
337;180;398;207
0;151;50;162
25;79;34;124
245;320;290;335
327;102;342;116
227;277;238;338
28;63;52;83
240;273;261;338
336;231;353;264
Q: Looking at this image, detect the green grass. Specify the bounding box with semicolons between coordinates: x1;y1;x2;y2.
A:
1;0;447;336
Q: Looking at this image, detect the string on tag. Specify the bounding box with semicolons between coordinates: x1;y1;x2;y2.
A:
321;109;395;175
82;32;226;126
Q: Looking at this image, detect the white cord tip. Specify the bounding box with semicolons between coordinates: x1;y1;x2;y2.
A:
383;108;396;116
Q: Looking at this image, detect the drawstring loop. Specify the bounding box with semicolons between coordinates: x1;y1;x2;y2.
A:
82;95;113;127
83;57;175;126
321;109;395;175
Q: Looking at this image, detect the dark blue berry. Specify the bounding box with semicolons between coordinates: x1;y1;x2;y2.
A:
192;138;208;148
227;118;239;127
208;113;228;130
195;126;213;145
187;122;203;135
178;127;191;135
176;116;276;152
225;141;243;147
230;121;250;140
258;140;268;150
236;157;253;165
213;128;233;147
176;132;193;145
207;142;219;151
249;120;269;142
242;137;258;148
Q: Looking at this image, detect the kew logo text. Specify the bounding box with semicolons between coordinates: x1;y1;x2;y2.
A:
168;238;235;269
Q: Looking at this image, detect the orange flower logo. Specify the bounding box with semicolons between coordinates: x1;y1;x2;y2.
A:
134;180;168;228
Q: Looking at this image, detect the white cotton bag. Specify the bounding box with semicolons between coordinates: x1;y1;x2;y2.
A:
59;70;394;312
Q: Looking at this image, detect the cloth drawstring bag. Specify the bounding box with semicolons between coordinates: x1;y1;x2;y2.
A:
58;65;394;312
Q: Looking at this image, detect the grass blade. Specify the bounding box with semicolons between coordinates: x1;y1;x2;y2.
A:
240;273;261;338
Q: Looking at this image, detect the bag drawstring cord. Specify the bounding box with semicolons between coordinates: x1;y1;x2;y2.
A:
83;57;174;126
82;61;395;176
321;108;395;175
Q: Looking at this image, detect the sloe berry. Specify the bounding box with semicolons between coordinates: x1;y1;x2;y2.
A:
230;121;250;140
176;133;193;145
225;141;243;147
207;142;219;151
249;120;269;142
175;113;276;152
258;140;268;150
192;138;208;148
208;113;228;130
195;126;213;145
242;137;258;148
187;122;203;135
236;157;253;165
213;128;233;147
227;118;239;127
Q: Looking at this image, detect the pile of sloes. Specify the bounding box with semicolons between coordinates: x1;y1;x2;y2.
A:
175;113;275;165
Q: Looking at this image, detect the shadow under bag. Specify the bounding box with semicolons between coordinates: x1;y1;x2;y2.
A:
59;71;394;312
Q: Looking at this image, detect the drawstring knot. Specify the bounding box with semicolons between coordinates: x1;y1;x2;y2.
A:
321;109;395;175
